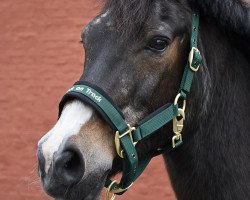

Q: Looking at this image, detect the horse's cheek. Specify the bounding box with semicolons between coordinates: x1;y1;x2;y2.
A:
72;118;116;172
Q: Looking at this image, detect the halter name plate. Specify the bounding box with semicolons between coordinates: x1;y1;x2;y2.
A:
68;86;103;103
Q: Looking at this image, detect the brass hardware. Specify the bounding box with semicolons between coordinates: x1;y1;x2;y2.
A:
172;108;184;148
173;109;185;134
174;93;186;111
188;47;200;72
110;182;133;194
172;133;183;148
172;93;186;148
105;180;134;200
115;124;136;158
105;180;117;200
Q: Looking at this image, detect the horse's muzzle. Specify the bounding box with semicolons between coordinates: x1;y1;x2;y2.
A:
37;144;85;197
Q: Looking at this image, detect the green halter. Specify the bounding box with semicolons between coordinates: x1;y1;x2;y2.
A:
59;11;202;200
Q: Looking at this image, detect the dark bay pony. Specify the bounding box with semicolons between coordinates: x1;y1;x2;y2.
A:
37;0;250;199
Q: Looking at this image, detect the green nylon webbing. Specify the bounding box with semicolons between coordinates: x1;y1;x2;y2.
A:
68;85;139;189
179;12;202;99
68;85;128;133
134;104;178;141
67;85;179;192
190;12;199;49
62;10;202;197
105;156;152;196
114;11;203;190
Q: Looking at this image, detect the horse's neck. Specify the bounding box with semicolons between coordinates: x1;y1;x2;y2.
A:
164;22;250;200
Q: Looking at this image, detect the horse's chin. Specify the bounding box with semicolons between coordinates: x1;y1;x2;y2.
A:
54;191;101;200
55;198;99;200
52;180;103;200
55;196;100;200
42;169;109;200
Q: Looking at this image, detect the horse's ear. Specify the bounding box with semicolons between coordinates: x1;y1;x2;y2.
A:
187;0;250;38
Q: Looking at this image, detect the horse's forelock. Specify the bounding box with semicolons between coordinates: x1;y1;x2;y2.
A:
103;0;154;37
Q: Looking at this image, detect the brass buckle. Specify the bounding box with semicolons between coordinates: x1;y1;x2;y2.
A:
115;124;136;158
105;180;133;200
172;133;183;148
188;47;200;72
172;93;186;148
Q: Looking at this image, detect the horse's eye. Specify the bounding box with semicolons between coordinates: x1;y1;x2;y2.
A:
147;37;169;52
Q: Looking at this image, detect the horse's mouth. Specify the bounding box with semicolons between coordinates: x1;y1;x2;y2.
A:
54;189;101;200
47;170;110;200
52;181;102;200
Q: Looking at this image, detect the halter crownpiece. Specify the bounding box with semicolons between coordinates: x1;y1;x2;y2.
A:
59;11;202;200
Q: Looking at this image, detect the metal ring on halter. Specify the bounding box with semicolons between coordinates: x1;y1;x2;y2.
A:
105;180;117;200
105;180;134;200
174;93;186;111
172;133;183;148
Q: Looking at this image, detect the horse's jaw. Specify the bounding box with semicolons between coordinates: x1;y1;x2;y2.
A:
55;197;100;200
55;195;100;200
54;185;102;200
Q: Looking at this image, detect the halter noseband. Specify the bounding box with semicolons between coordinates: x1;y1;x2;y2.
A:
59;11;202;200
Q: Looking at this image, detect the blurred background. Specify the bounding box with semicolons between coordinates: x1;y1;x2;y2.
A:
0;0;176;199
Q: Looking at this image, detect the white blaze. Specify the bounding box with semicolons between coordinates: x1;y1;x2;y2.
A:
38;100;93;173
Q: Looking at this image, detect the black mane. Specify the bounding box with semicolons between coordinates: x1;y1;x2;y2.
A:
188;0;250;39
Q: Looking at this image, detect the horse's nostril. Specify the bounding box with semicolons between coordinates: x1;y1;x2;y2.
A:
63;151;82;172
54;149;84;185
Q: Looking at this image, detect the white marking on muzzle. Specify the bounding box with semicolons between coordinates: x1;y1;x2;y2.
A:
38;100;93;173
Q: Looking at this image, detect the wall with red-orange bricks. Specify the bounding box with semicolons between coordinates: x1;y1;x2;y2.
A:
0;0;176;199
1;0;249;199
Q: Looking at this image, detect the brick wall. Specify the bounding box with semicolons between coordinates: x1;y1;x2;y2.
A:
1;0;248;199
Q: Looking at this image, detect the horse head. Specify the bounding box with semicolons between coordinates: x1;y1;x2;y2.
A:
37;0;250;199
